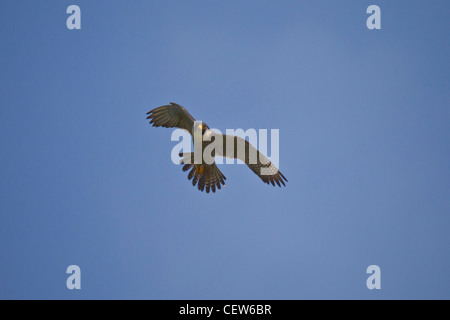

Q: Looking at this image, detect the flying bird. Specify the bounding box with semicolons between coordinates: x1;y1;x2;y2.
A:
146;102;287;193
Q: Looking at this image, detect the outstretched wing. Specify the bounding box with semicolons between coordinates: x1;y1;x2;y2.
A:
146;102;196;135
180;152;226;193
216;134;287;187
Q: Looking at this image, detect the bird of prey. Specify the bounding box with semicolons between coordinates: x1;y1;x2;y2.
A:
146;102;287;193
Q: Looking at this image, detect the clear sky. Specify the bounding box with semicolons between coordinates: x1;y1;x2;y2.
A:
0;0;449;299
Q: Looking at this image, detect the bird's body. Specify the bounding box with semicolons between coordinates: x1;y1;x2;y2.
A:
146;102;287;193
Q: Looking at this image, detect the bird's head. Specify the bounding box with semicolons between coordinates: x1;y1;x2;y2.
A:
196;122;210;136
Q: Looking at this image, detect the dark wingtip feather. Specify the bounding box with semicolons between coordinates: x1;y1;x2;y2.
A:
188;168;195;180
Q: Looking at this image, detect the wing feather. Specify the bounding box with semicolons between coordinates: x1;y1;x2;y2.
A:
216;134;288;187
146;102;196;135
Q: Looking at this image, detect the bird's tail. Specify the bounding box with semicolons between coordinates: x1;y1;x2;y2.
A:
179;152;226;193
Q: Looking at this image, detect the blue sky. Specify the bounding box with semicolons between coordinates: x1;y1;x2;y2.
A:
0;0;449;299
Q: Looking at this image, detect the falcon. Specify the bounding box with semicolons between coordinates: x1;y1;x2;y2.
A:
146;102;287;193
